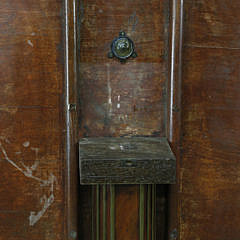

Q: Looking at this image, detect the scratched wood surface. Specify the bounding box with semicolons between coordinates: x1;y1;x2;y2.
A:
79;137;176;184
3;0;239;239
0;0;65;239
77;0;170;239
180;0;240;239
78;0;169;138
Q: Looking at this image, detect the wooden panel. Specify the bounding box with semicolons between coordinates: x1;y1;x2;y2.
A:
79;137;176;184
77;0;171;239
0;0;66;239
167;0;183;238
78;0;169;138
115;185;139;240
184;0;240;48
181;1;240;239
78;186;92;240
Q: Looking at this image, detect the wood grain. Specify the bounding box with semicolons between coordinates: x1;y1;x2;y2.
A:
115;185;140;240
79;137;176;184
0;0;66;239
77;0;171;239
167;0;183;238
180;1;240;239
78;0;169;138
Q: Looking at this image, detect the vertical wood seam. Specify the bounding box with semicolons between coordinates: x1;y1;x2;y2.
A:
147;185;151;240
140;185;145;240
103;185;107;240
151;185;156;240
64;0;78;239
167;0;184;239
96;185;100;240
110;185;115;240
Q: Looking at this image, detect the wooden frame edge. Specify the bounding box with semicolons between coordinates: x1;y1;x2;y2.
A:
64;0;79;239
167;0;184;239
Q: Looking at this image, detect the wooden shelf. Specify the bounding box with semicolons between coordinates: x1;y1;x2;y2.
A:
79;137;176;184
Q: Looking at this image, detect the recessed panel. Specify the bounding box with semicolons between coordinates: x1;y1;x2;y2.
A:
78;0;169;137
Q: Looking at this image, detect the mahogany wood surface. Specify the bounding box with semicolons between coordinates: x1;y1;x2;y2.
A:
167;0;183;238
180;0;240;239
79;137;176;184
78;0;169;138
1;0;239;239
77;0;170;239
0;0;67;239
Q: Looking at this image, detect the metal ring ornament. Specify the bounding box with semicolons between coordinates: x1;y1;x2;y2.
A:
108;31;137;62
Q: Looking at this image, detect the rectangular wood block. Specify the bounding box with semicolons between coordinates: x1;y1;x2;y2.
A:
79;137;176;184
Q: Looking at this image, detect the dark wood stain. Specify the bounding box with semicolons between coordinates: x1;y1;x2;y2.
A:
77;0;170;239
115;185;140;240
78;0;169;138
167;0;183;238
180;0;240;239
0;0;66;239
79;137;176;184
1;0;239;239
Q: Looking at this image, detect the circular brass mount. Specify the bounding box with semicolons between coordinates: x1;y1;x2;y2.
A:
108;31;137;62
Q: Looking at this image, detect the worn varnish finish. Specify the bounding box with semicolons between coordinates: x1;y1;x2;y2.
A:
167;0;183;238
180;0;240;239
78;0;169;138
0;0;66;239
2;0;238;239
65;0;79;238
77;0;171;239
115;185;140;240
79;137;176;184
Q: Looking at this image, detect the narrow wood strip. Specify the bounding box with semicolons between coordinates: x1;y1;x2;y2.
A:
65;0;78;237
110;185;115;240
92;186;95;240
102;185;107;240
147;185;151;240
167;0;183;236
96;185;100;240
140;185;145;240
151;185;156;240
79;137;176;184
